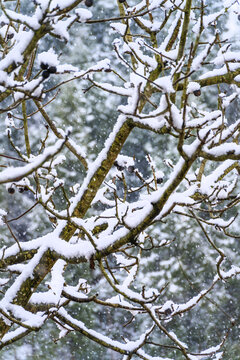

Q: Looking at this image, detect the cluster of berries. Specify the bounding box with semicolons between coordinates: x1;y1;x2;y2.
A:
114;161;135;173
41;62;57;79
8;186;28;194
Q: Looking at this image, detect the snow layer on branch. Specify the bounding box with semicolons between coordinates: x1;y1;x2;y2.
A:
116;154;134;168
192;11;224;34
13;78;43;101
199;160;236;196
191;36;215;70
38;49;60;67
0;245;50;305
58;308;154;353
4;9;40;30
159;187;196;218
170;103;183;129
204;142;240;157
200;62;240;80
0;139;65;184
136;349;173;360
169;331;188;349
187;110;221;128
6;304;46;328
0;30;33;71
75;8;92;22
57;128;87;159
139;18;161;32
68;115;127;215
224;0;238;7
48;260;66;302
127;1;147;13
157;13;181;52
150;0;182;10
106;295;138;310
128;42;157;70
213;51;240;66
154;76;174;93
187;82;200;94
1;327;29;345
0;209;7;226
30;291;63;306
52;18;74;41
110;22;127;36
50;0;79;11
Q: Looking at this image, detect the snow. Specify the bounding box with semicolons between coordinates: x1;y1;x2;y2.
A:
47;260;66;302
187;110;222;128
0;139;65;184
4;9;40;30
38;49;60;67
154;76;174;93
110;23;127;36
169;331;188;349
75;8;92;22
187;82;200;94
191;36;215;70
0;209;7;226
57;307;155;353
50;0;80;11
1;0;240;356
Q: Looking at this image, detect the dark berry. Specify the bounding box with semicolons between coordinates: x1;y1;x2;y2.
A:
48;66;57;74
24;186;29;191
238;14;240;21
157;177;163;184
114;161;124;171
119;0;126;3
7;33;14;40
8;188;15;194
104;68;111;73
18;187;24;193
164;308;172;316
85;0;93;6
128;165;135;173
42;70;50;79
193;89;201;97
40;62;49;70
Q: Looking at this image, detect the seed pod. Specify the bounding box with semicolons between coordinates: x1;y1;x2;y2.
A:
40;62;49;70
42;70;50;79
193;89;201;97
48;66;57;74
8;188;15;194
85;0;93;6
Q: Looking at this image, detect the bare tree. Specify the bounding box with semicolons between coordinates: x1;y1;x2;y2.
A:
0;0;240;358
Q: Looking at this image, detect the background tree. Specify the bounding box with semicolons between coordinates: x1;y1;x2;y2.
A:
1;0;240;359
